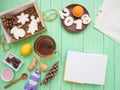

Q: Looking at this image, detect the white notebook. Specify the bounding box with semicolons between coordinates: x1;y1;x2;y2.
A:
64;50;107;85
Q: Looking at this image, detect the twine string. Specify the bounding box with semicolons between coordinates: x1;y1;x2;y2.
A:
42;9;58;22
0;35;11;51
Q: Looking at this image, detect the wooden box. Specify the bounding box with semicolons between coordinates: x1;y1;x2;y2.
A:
0;1;46;43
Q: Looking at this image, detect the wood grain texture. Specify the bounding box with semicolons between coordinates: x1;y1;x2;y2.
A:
0;0;120;90
115;44;120;90
104;36;115;90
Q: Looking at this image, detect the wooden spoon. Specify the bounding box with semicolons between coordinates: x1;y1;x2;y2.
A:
4;73;28;89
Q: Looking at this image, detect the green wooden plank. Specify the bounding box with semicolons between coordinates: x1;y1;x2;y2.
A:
39;0;51;90
92;0;105;89
114;43;120;90
61;0;74;90
103;36;115;90
0;0;29;12
0;1;2;12
0;39;6;90
50;0;62;90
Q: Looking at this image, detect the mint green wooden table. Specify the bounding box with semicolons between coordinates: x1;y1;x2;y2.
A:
0;0;120;90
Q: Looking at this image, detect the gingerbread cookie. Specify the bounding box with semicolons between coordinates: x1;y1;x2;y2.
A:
17;12;29;25
27;16;40;35
10;26;25;39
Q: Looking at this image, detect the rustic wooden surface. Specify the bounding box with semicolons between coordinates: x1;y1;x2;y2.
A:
0;0;120;90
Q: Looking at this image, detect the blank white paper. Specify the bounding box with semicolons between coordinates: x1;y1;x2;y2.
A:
64;50;107;85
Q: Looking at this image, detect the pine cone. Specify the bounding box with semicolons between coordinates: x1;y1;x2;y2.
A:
40;61;59;85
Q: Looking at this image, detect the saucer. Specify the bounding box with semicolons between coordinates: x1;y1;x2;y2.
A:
1;68;14;82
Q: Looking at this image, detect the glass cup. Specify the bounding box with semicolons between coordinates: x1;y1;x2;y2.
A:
34;35;56;58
